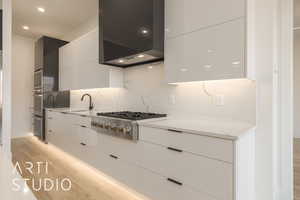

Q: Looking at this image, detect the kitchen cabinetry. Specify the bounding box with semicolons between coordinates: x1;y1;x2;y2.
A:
59;29;124;91
45;110;254;200
165;0;253;83
34;37;68;86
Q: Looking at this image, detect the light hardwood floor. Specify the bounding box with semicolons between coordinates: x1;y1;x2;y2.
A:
295;138;300;200
11;137;144;200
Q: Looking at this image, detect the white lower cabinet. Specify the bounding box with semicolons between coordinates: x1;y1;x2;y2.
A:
45;111;255;200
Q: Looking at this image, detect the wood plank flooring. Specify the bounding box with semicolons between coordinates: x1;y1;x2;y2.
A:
11;137;145;200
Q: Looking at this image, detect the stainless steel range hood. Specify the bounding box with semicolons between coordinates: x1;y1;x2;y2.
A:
99;0;164;67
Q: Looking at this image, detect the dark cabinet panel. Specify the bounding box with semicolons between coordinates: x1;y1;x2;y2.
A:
34;36;68;91
34;38;44;70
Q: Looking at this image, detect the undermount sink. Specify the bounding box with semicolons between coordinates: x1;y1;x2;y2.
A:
69;109;90;113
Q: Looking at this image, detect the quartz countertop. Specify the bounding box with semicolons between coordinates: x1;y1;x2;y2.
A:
138;117;255;140
45;108;101;117
46;108;255;140
0;149;37;200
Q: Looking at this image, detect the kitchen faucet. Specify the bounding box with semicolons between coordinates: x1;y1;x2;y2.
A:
81;94;94;110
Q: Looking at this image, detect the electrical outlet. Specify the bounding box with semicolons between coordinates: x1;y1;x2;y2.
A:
213;95;225;106
169;95;176;105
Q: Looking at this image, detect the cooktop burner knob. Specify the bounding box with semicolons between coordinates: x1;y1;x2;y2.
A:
125;126;132;132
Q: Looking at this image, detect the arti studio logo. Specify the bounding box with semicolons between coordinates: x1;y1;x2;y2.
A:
12;161;72;192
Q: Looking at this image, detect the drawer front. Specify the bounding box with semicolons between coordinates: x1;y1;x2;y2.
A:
140;126;233;162
99;134;143;164
95;152;217;200
75;125;98;147
72;114;92;128
46;110;61;120
138;141;233;200
99;134;232;199
138;168;217;200
95;153;140;188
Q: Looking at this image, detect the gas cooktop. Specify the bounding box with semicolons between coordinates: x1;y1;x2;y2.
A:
96;111;167;121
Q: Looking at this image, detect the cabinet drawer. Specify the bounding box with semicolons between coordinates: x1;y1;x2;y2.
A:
95;152;216;200
136;162;217;200
99;134;143;164
140;126;233;162
72;114;92;128
138;141;233;200
75;125;98;147
46;110;61;120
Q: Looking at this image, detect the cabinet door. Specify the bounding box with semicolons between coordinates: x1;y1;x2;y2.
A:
73;29;110;89
34;38;44;70
165;0;245;38
165;18;245;83
59;29;123;90
59;44;76;90
46;113;64;147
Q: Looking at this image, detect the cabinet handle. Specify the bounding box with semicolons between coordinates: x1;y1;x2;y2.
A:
80;115;87;118
167;178;183;186
80;142;86;146
48;117;53;120
109;154;118;159
80;125;87;128
167;129;183;133
61;112;68;114
48;130;52;133
167;147;183;153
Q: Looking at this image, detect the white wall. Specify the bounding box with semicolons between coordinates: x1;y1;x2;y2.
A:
295;31;300;138
11;34;34;138
2;0;12;154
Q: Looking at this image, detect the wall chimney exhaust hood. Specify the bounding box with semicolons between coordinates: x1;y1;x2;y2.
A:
99;0;164;67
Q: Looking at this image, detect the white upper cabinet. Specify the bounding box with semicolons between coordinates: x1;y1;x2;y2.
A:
165;0;251;83
165;19;245;83
165;0;245;38
59;29;124;91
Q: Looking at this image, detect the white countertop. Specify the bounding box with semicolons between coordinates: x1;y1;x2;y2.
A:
138;117;255;140
46;108;255;140
0;149;36;200
46;108;100;117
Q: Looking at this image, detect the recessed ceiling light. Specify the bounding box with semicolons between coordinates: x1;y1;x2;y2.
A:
22;26;29;30
180;68;188;72
148;66;153;69
203;65;212;69
118;59;125;63
37;7;45;13
137;54;145;58
232;61;241;65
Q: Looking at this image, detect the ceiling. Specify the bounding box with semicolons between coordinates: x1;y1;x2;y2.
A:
12;0;98;40
11;0;300;39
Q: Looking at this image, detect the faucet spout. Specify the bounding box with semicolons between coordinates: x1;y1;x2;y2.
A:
81;94;94;110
